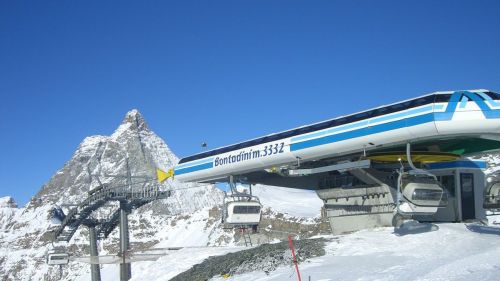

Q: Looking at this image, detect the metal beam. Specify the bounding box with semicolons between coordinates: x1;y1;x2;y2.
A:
286;160;371;176
120;203;131;281
88;226;101;281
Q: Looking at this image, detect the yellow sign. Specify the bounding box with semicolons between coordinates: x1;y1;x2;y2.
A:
156;168;174;183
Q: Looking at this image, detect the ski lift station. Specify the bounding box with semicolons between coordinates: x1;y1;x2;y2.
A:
174;89;500;234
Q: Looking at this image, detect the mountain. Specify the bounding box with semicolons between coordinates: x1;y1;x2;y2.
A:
0;109;324;281
0;110;226;280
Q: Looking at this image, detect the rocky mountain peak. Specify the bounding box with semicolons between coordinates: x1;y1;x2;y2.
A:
121;109;149;132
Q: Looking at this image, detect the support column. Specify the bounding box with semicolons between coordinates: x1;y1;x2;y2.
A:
88;226;101;281
119;202;131;281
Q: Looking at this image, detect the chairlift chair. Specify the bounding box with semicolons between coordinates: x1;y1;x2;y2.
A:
395;143;448;221
47;251;70;265
484;174;500;210
397;173;448;216
221;176;262;231
223;196;262;226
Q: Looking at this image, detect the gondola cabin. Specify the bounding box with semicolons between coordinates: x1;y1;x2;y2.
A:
484;173;500;210
224;199;262;226
398;173;447;216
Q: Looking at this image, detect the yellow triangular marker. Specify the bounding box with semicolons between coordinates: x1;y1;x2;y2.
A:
157;168;174;183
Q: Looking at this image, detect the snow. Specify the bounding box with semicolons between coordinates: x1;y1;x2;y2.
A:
74;208;240;281
252;185;323;218
72;222;500;281
0;196;16;208
210;223;500;281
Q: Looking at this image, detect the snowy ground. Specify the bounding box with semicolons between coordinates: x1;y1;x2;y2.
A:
250;184;323;218
212;222;500;281
70;187;500;281
75;221;500;281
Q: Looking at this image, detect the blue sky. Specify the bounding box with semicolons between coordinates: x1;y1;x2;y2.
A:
1;1;499;205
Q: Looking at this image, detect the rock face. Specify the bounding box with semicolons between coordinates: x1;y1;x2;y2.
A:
170;238;327;281
0;109;225;281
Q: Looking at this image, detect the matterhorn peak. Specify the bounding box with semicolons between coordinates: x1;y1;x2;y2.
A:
121;109;149;131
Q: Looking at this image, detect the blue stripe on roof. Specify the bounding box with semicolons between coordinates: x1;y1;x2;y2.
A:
290;113;435;151
175;162;214;175
369;105;434;125
176;158;214;170
290;105;435;143
478;92;500;107
290;121;369;142
434;104;446;111
426;160;487;170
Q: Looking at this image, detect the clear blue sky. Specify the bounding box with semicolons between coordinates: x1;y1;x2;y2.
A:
1;1;499;206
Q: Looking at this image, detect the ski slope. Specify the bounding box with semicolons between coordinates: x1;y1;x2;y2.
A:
212;223;500;281
70;186;500;281
75;221;500;281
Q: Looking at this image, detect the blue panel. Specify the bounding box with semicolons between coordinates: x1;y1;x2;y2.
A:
290;113;435;151
175;162;214;175
176;157;214;170
426;160;487;170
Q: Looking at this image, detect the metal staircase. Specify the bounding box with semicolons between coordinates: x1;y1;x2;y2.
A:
239;228;253;247
54;183;170;242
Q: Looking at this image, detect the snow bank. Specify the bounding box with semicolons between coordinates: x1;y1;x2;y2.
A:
0;196;17;208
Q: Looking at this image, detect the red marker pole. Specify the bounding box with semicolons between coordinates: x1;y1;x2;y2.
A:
288;234;302;281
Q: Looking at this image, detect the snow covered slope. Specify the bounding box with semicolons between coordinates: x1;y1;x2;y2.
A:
107;223;499;281
215;223;500;281
252;184;323;218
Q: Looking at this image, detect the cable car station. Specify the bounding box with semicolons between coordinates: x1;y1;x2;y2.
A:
174;89;500;234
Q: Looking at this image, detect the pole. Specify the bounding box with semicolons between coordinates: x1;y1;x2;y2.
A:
120;203;131;281
288;234;302;281
89;226;101;281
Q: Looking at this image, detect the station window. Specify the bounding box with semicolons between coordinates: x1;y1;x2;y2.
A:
485;91;500;100
438;175;455;197
434;94;452;103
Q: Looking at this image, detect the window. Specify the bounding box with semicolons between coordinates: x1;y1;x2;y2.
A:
434;94;452;103
485;91;500;100
412;189;443;201
438;175;455;197
410;96;434;107
50;255;68;260
233;205;261;214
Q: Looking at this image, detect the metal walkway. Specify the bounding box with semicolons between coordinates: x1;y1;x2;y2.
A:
53;183;170;242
